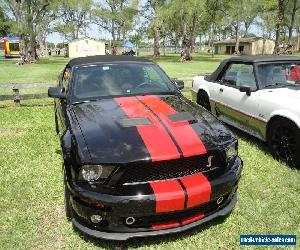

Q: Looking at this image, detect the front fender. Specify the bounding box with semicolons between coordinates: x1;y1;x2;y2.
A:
197;84;211;98
192;76;211;98
61;130;72;162
269;110;300;129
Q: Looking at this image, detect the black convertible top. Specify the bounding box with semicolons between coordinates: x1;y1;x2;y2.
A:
223;55;300;63
208;56;300;81
68;55;153;67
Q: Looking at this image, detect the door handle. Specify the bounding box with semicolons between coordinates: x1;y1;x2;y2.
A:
219;88;223;92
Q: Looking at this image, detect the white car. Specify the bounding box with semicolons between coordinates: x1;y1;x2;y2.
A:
191;56;300;167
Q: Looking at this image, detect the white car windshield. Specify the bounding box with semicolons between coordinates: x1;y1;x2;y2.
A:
71;63;176;102
257;62;300;88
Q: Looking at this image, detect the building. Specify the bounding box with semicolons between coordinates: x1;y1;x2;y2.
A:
214;37;275;55
67;38;105;58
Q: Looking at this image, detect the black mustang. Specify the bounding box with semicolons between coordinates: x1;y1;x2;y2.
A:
48;55;243;240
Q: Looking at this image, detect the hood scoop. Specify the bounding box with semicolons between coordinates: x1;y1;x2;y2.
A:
167;112;197;123
119;117;152;127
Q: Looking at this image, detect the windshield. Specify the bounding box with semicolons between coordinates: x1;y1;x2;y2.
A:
71;63;176;102
257;62;300;88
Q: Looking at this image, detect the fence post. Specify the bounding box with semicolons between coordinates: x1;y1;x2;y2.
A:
13;88;20;107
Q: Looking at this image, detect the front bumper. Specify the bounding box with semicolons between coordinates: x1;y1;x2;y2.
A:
72;193;237;240
68;157;243;240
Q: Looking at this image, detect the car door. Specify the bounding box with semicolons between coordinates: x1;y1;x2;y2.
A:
213;62;264;139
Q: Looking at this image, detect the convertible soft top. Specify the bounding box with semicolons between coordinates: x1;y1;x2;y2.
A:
68;55;153;67
208;56;300;81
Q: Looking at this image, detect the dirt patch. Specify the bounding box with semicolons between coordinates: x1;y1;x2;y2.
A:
0;130;26;137
32;204;66;250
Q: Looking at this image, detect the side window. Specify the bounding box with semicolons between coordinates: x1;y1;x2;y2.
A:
221;63;257;91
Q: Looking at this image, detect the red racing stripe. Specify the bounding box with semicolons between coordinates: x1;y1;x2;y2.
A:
152;221;180;230
150;180;185;213
180;173;211;208
152;213;205;230
137;95;207;157
114;97;180;161
182;213;205;225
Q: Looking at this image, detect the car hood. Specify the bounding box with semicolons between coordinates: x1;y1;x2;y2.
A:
70;95;235;163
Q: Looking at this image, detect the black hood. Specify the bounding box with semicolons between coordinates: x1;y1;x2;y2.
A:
70;95;235;164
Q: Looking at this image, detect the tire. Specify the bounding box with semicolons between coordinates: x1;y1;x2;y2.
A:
197;91;211;112
268;118;300;168
63;171;72;220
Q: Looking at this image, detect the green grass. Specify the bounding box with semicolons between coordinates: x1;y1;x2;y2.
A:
0;56;68;84
0;53;299;249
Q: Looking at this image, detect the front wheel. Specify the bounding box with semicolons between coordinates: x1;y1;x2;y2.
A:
268;118;300;168
197;91;211;112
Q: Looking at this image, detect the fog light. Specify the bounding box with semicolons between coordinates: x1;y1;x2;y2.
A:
91;214;102;224
217;196;224;204
125;217;135;225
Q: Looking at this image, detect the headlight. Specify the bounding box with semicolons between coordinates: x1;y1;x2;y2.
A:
225;141;238;160
79;165;115;182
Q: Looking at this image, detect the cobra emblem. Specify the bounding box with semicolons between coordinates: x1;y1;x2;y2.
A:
206;156;213;168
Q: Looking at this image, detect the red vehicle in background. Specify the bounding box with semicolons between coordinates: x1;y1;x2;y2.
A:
288;64;300;82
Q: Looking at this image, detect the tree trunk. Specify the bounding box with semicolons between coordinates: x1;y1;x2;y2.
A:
121;20;126;44
181;22;192;61
275;0;285;49
14;0;26;58
190;12;197;53
111;19;117;55
234;22;240;54
245;23;250;36
288;0;298;43
27;1;37;60
153;26;160;58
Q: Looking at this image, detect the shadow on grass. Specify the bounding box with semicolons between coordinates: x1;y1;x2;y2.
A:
73;215;229;249
228;125;299;169
36;59;67;65
231;126;269;153
0;103;54;109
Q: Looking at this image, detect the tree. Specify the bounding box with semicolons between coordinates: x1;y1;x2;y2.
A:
5;0;51;60
93;0;139;55
286;0;300;43
0;6;16;37
52;0;92;41
143;0;167;58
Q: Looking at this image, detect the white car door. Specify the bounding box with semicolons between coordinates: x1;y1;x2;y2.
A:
212;63;265;139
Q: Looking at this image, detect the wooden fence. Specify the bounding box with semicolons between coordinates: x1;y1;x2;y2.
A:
0;83;56;107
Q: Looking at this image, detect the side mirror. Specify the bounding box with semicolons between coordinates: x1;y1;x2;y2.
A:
173;79;184;90
239;86;251;96
48;87;66;99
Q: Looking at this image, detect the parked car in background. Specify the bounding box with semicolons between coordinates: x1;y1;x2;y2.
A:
191;56;300;168
48;55;243;240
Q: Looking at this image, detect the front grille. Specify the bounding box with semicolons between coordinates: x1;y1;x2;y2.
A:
119;152;226;185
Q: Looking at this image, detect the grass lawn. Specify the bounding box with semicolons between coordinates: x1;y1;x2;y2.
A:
0;53;299;249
